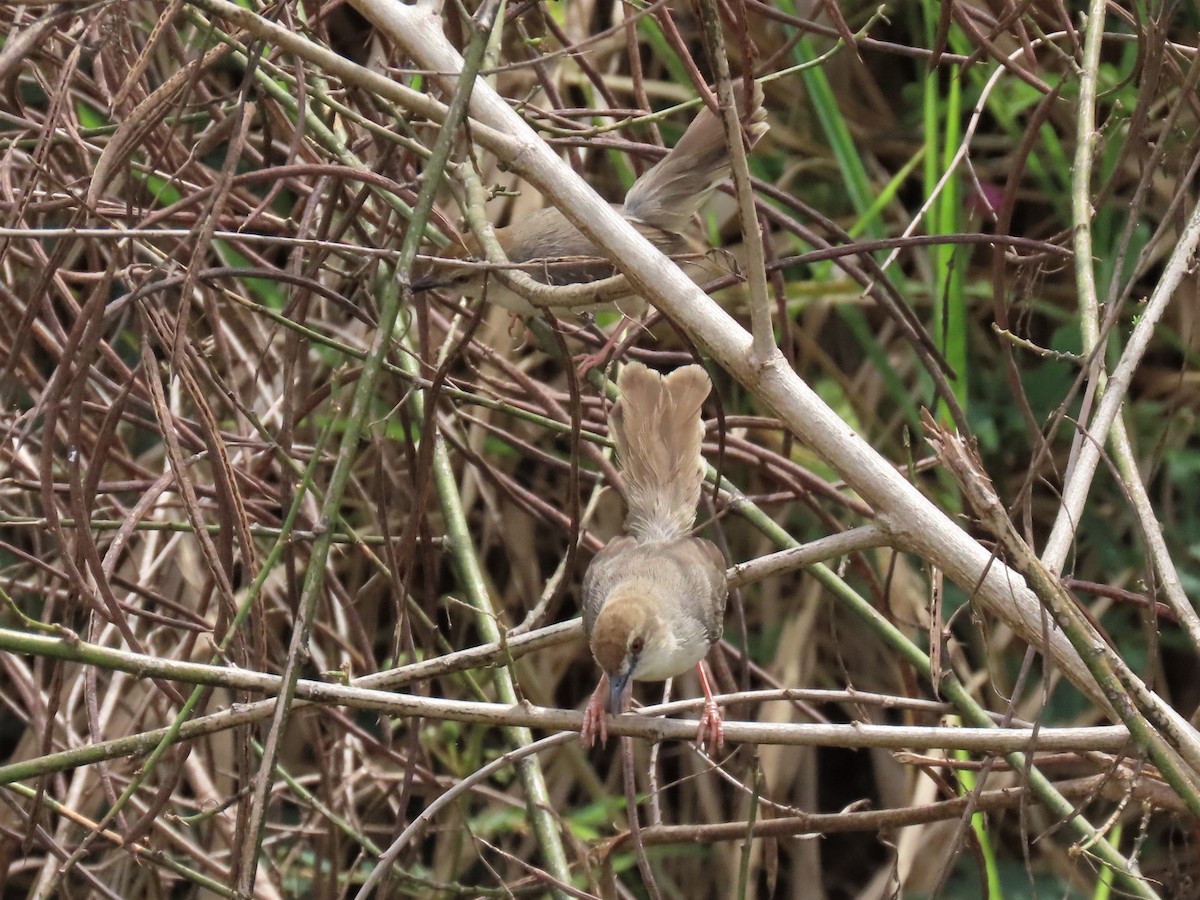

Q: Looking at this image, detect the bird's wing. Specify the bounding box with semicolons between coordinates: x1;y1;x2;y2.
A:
670;537;728;646
695;538;729;644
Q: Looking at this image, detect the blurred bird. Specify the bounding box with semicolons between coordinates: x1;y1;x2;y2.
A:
580;362;728;749
414;84;768;316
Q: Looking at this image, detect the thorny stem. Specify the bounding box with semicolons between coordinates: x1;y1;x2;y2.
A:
927;421;1200;825
694;0;773;361
1040;4;1200;655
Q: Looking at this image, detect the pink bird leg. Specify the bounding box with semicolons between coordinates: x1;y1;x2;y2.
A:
581;673;611;747
696;662;724;751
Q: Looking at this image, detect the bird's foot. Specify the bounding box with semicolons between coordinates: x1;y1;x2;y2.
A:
507;316;535;350
572;313;635;380
695;661;724;751
580;675;610;747
696;696;724;752
573;347;613;381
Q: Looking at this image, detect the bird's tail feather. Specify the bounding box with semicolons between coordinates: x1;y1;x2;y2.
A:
610;362;711;541
622;82;768;235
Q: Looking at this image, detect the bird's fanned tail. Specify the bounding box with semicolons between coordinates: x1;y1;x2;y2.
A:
610;362;711;541
622;82;769;235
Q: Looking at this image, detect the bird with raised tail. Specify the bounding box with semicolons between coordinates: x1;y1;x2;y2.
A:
414;84;768;316
580;362;728;750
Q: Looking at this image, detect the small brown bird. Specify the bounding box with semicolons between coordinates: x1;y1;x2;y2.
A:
580;362;728;749
415;84;768;315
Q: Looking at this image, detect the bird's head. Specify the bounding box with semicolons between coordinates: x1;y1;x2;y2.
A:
589;594;670;715
411;234;487;295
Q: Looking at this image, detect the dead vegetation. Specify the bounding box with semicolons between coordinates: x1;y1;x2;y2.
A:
1;0;1200;897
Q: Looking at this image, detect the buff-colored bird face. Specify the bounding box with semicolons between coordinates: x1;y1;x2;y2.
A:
590;595;647;708
589;593;687;715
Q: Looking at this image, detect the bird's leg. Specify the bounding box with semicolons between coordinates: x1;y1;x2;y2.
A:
507;314;534;350
573;314;633;379
581;673;611;747
695;661;724;751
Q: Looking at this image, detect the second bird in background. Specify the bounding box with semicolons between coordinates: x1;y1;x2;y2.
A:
581;361;729;750
415;83;769;316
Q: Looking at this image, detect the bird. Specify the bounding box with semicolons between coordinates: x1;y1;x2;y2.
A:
414;83;769;316
580;361;728;750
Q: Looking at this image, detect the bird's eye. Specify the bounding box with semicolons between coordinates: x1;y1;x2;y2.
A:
630;637;644;654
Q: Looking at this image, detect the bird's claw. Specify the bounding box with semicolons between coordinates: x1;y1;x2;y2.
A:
580;677;610;747
697;696;724;752
573;348;612;381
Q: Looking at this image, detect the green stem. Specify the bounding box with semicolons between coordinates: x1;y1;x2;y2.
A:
232;3;501;892
395;338;574;895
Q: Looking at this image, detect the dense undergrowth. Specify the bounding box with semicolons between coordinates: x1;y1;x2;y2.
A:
1;0;1199;897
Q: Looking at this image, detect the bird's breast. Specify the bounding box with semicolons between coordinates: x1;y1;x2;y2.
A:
633;631;709;682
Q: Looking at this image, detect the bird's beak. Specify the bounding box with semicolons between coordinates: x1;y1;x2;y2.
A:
608;672;631;716
410;274;444;293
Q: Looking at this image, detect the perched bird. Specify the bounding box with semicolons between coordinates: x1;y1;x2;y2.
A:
581;362;728;749
415;84;769;315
